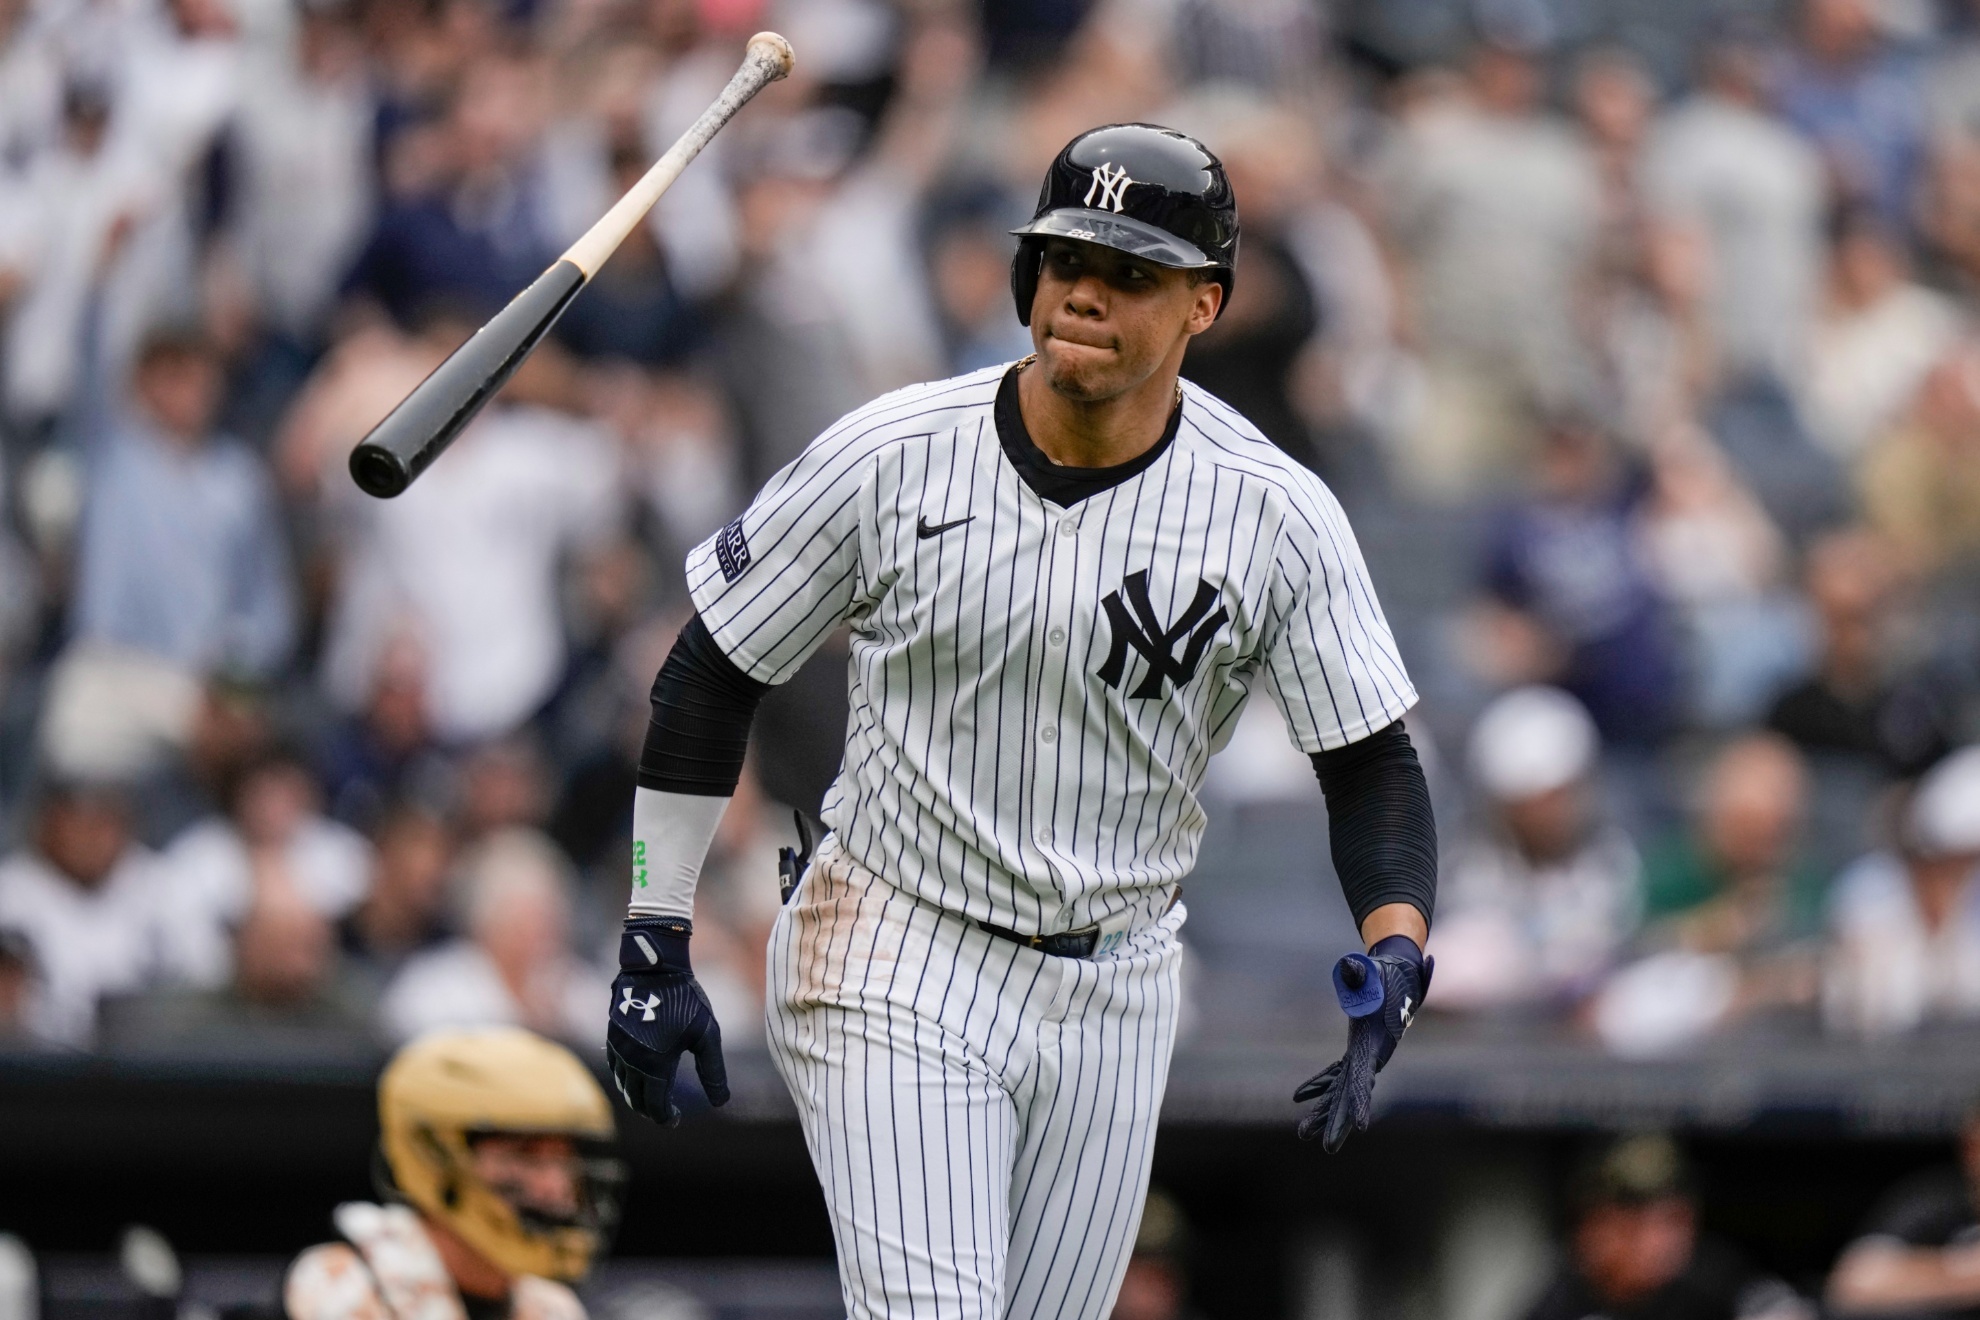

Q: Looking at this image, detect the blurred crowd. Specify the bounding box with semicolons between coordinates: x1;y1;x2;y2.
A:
1115;1122;1980;1320
0;0;1977;1058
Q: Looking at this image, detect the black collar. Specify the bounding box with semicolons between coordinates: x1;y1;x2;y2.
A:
993;362;1181;507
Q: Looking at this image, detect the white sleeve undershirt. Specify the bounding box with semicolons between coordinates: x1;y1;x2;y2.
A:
626;787;730;920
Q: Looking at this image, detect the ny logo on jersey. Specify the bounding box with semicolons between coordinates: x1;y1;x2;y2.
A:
1083;161;1135;213
1096;570;1229;699
619;985;662;1022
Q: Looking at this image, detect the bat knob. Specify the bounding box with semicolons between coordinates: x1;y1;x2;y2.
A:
350;442;412;498
746;31;795;80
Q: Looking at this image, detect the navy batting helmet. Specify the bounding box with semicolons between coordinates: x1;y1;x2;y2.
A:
1010;123;1239;327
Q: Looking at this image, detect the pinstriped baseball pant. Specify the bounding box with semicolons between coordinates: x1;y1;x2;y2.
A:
766;844;1184;1320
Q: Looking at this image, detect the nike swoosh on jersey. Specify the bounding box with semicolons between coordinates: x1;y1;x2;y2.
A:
916;515;975;539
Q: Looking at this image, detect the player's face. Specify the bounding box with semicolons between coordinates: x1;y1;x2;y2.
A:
1030;239;1222;403
471;1133;582;1219
1573;1198;1695;1303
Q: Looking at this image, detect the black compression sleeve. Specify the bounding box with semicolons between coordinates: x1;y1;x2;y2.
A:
1310;720;1437;931
636;614;771;796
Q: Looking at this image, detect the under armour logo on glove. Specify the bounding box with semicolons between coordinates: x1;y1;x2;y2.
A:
618;986;662;1022
1294;935;1432;1152
606;917;730;1127
1096;571;1229;699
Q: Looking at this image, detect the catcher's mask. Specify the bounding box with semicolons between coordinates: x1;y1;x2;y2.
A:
376;1026;625;1281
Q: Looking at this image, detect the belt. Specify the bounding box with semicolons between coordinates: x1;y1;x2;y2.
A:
975;919;1106;959
975;889;1181;960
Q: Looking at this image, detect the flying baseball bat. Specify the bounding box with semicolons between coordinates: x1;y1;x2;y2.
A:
348;32;795;499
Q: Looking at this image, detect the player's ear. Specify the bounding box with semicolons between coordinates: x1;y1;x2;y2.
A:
1185;278;1223;336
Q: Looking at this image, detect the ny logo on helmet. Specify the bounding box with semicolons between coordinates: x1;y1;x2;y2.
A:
1084;162;1135;213
619;985;662;1022
1096;570;1229;698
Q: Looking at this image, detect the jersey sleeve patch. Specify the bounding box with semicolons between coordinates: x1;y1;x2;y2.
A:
714;517;752;583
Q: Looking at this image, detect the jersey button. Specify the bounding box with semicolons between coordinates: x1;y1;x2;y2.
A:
1058;519;1079;538
1040;725;1057;743
1048;627;1067;647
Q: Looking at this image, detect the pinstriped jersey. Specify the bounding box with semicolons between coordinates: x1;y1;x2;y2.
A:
686;362;1416;936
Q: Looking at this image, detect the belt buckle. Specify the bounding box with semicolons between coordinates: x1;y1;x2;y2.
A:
1052;924;1101;958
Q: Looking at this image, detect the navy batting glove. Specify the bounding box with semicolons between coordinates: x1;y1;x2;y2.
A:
605;917;730;1127
1294;935;1432;1152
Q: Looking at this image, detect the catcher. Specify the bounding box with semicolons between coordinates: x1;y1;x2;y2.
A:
285;1027;624;1320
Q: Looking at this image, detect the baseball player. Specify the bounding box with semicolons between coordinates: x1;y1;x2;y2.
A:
606;123;1439;1320
285;1027;624;1320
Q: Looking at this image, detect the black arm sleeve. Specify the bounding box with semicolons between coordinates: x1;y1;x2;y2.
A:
1310;720;1438;931
636;614;772;796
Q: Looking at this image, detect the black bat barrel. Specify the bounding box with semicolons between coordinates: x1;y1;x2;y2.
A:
348;259;588;498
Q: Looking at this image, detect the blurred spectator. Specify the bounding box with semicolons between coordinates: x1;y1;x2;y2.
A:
378;828;604;1044
47;326;294;778
1642;29;1826;389
551;139;695;367
98;884;374;1054
338;802;453;982
343;52;558;327
317;633;446;827
1431;687;1642;1013
1179;98;1323;470
1597;735;1821;1054
0;927;37;1044
1825;747;1980;1038
1829;1105;1980;1317
1523;1133;1811;1320
1766;529;1955;779
217;0;375;434
1466;416;1679;746
161;749;373;988
0;780;187;1047
1110;1188;1200;1320
112;0;241;179
1804;206;1963;462
1633;429;1803;727
1774;0;1928;231
0;0;61;169
1571;47;1657;256
1276;131;1410;454
1641;734;1822;944
1379;38;1601;497
924;183;1034;375
710;13;972;483
1929;0;1980;140
1595;215;1717;454
456;737;551;843
225;0;372;346
611;370;743;566
318;351;624;744
0;73;165;437
1860;345;1980;577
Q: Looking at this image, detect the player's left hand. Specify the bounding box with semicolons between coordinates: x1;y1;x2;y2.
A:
1294;935;1431;1151
606;917;731;1127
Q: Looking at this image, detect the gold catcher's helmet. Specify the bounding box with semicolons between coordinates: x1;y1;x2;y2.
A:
378;1027;623;1281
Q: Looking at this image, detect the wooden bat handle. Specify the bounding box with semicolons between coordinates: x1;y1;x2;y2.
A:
561;31;794;278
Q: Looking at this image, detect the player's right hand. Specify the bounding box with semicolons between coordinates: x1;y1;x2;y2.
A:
605;917;730;1126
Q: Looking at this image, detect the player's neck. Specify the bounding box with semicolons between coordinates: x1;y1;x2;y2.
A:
420;1214;514;1301
1017;354;1183;470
